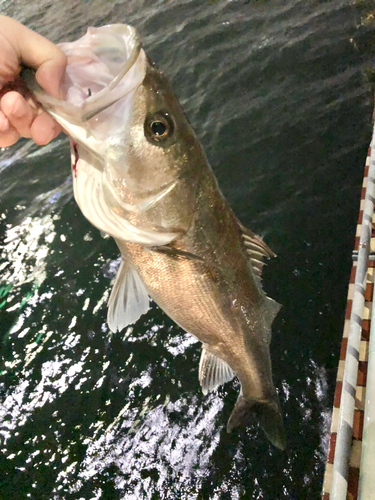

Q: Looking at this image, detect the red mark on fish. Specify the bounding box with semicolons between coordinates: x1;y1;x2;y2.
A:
72;140;79;177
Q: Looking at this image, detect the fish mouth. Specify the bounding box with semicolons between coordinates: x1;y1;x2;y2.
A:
79;25;144;122
23;24;146;136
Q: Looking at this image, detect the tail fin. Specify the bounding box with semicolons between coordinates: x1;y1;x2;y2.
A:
227;395;286;450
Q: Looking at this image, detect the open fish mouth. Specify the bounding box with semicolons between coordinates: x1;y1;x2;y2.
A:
23;24;147;142
74;25;144;122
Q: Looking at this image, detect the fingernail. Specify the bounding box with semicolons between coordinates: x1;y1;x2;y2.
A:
36;58;67;100
45;122;61;144
12;105;26;119
44;129;55;144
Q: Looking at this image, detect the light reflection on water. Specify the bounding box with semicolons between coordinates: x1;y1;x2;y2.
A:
0;203;229;495
2;213;56;289
74;394;224;499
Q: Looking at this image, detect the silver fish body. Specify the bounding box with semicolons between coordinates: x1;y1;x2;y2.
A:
25;24;286;449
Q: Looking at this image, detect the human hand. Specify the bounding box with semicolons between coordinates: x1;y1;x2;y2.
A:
0;16;67;147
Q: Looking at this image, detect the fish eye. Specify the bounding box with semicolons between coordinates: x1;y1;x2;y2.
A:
151;121;167;137
145;112;174;143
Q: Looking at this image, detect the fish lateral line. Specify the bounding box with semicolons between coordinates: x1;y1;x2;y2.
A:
149;245;205;263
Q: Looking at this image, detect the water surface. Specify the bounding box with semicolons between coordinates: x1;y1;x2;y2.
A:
1;1;375;498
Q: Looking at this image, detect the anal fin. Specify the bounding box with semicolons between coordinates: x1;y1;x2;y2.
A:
199;346;235;395
107;259;149;333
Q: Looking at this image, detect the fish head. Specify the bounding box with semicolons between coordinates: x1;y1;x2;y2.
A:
23;24;205;245
117;57;205;194
104;57;207;238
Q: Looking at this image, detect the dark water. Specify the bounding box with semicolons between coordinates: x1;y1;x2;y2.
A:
1;1;375;498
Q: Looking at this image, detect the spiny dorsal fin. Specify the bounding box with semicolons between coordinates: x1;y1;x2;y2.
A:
199;346;235;395
237;220;276;279
107;259;150;333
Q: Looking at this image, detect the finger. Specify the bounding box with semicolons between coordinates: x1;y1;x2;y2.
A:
0;120;20;147
1;91;34;138
30;111;62;146
0;16;67;98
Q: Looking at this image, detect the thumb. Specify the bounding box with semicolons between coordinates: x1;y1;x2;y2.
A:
0;16;67;98
35;57;67;99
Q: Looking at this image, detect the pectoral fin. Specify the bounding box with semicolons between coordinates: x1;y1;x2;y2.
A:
199;346;235;395
107;259;149;332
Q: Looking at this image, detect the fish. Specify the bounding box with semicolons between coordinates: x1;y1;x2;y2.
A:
23;24;286;450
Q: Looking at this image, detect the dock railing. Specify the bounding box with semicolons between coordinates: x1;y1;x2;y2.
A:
330;126;375;499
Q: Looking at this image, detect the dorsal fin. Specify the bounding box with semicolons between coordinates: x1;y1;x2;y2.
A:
237;220;276;279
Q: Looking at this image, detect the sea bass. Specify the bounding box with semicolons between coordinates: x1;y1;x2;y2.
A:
24;24;286;449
